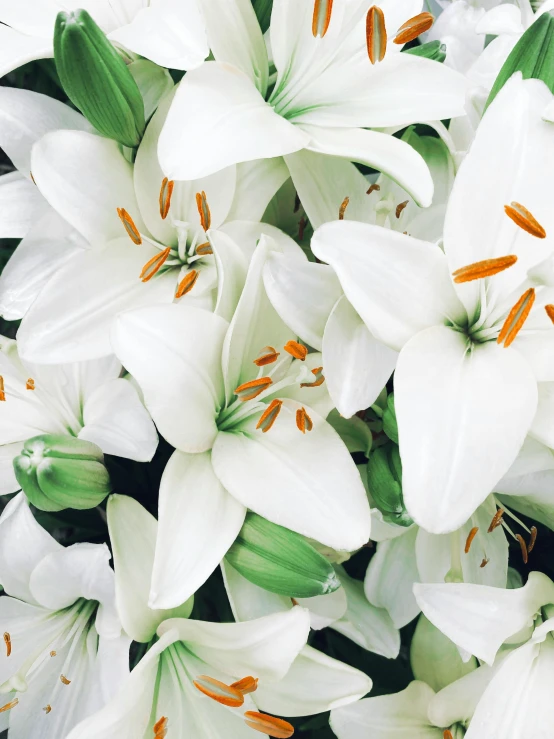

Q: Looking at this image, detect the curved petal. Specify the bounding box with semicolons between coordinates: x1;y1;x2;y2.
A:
0;171;48;238
226;158;290;223
158;62;310;180
112;303;227;453
323;296;397;418
150;450;246;609
0;443;22;495
212;400;371;551
0;26;52;78
209;228;249;323
222;559;292;621
396;325;538;533
17;238;176;364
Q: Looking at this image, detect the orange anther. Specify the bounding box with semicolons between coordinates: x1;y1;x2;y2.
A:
235;376;273;401
140;247;171;283
516;534;529;564
175;270;199;298
0;376;5;401
296;407;313;433
488;508;504;533
196;242;213;256
244;711;294;738
117;207;142;245
193;675;244;707
505;202;546;239
154;716;168;738
300;367;325;388
545;305;554;324
196;191;212;231
159;177;175;220
529;526;538;553
339;196;349;220
443;731;453;739
396;200;409;219
256;399;283;433
254;346;280;367
312;0;333;37
394;12;434;44
480;558;489;568
3;632;11;657
26;378;35;390
367;183;381;195
284;340;308;361
60;674;71;685
452;255;517;284
0;699;18;713
497;288;535;347
50;651;56;657
43;705;52;714
464;526;479;554
231;676;259;695
366;6;387;64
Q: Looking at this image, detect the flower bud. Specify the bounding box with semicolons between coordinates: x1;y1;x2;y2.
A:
405;40;447;63
225;513;341;598
366;444;413;527
13;435;112;512
487;12;554;109
382;393;398;444
54;9;145;147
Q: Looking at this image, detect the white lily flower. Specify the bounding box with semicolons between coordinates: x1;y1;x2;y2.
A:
112;235;371;609
0;493;129;739
0;0;208;76
311;75;554;533
159;0;467;207
15;89;294;364
0;335;158;495
264;131;454;417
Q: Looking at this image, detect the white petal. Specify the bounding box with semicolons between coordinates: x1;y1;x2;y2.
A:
312;221;464;351
159;62;310;180
296;587;347;631
107;496;193;643
220;221;303;262
256;645;372;717
301;124;434;208
0;443;22;495
150;450;246;609
221;559;292;621
496;473;554;532
364;526;420;629
112;303;227;453
31;130;144;245
0;25;52;78
396;326;538;533
414;571;554;665
0;493;61;603
226;157;290;222
209;228;249;323
331;681;442;739
0;86;88;174
158;607;310;682
212;400;371;551
17;238;176;364
476;5;524;35
128;59;173;121
0;171;48;238
323;296;397;418
109;0;208;71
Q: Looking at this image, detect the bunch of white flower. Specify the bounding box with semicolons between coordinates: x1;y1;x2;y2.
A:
0;0;553;737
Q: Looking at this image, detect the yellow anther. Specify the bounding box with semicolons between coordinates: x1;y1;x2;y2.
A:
505;201;546;239
244;711;295;738
464;527;478;554
366;6;387;64
339;196;349;220
256;399;283;433
284;340;308;361
300;366;325;388
26;378;35;390
296;406;313;434
196;190;212;231
43;705;52;714
394;12;434;44
395;200;409;219
234;376;273;402
312;0;334;37
159;177;175;220
254;346;280;367
193;675;245;707
196;242;213;256
452;255;517;284
0;376;5;402
60;674;71;685
139;248;171;283
497;287;535;348
0;699;18;713
117;208;142;245
50;651;56;657
3;632;11;657
175;270;199;298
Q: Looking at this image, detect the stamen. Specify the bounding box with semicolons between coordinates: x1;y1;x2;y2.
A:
235;376;273;402
3;632;11;657
244;711;294;739
296;407;313;433
395;200;409;219
284;340;308;361
196;242;213;256
452;255;517;284
488;508;504;532
50;651;56;657
300;367;325;388
117;208;142;245
175;270;199;298
257;400;283;433
231;676;259;695
497;287;535;348
545;305;554;324
480;558;489;568
154;716;168;738
516;534;529;564
529;526;538;553
464;526;479;554
0;699;18;713
159;178;175;220
505;202;546;239
26;378;35;390
0;376;5;401
443;732;453;739
193;675;244;707
140;247;171;283
367;183;381;195
254;346;280;367
60;674;71;685
196;191;212;231
339;196;349;220
312;0;333;37
43;705;52;714
394;12;434;44
366;6;387;64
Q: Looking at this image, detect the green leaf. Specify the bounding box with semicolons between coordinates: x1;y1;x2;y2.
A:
225;513;341;598
487;12;554;109
404;39;447;63
54;9;145;146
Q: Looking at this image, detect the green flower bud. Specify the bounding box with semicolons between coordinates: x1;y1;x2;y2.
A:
367;444;413;527
13;435;112;512
225;513;341;598
405;40;447;63
487;12;554;109
382;393;398;444
54;9;145;147
251;0;273;33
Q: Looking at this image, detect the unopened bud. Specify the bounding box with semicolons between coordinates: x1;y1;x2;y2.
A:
13;435;111;512
225;513;340;598
382;393;398;443
54;10;145;147
367;444;413;527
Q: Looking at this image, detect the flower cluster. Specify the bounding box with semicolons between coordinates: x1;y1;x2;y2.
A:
0;0;554;737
